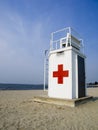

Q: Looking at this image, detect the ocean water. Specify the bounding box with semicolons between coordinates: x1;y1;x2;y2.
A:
0;83;48;90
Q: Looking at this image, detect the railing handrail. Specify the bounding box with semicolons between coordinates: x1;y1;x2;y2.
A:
50;27;84;52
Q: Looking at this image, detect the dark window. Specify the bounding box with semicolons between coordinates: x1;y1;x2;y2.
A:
78;55;85;98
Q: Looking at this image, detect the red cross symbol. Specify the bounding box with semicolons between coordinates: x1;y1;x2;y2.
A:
53;64;69;84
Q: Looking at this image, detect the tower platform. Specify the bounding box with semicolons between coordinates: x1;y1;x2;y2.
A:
33;95;93;107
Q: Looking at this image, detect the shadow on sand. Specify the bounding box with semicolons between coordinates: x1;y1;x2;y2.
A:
92;97;98;101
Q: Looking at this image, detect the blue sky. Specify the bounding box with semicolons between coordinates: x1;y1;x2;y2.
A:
0;0;98;84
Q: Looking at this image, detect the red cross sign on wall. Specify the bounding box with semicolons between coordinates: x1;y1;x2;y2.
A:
53;64;69;84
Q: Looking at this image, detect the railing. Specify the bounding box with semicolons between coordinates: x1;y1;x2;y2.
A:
50;27;84;52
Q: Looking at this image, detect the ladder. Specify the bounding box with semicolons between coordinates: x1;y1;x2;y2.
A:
43;50;49;91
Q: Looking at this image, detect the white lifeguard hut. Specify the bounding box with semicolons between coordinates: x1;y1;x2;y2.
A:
48;27;86;99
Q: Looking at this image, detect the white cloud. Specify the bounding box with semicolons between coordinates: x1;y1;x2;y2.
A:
0;9;49;84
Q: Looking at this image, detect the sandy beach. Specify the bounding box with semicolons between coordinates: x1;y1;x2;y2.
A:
0;88;98;130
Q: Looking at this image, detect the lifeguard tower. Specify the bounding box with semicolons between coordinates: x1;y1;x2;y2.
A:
48;27;86;99
34;27;93;107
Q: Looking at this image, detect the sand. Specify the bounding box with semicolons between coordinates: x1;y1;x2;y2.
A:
0;88;98;130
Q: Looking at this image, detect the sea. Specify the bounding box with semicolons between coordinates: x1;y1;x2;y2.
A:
0;83;48;90
0;83;97;90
